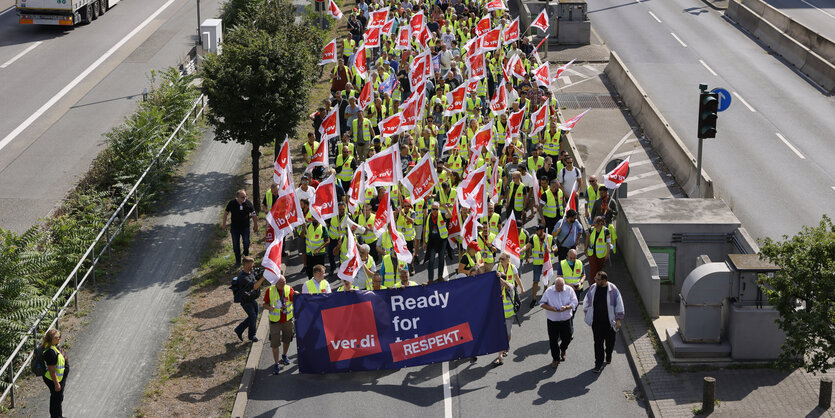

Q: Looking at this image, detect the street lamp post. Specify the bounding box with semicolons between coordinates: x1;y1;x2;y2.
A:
197;0;202;46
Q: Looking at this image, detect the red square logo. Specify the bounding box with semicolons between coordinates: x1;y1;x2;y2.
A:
321;301;382;362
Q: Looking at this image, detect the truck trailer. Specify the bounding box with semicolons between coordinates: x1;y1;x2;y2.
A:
17;0;121;26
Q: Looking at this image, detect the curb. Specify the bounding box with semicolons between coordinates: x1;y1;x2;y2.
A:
621;319;663;417
230;311;269;418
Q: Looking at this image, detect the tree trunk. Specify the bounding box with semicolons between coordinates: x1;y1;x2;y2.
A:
251;144;262;214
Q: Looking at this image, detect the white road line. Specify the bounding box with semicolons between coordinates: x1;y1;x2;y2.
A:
775;133;805;159
670;32;688;47
625;137;639;144
557;75;597;89
832;186;835;191
612;149;639;159
442;361;452;418
699;59;717;76
627;170;661;181
566;68;586;78
799;0;835;19
1;41;43;69
0;6;14;16
628;182;670;196
732;91;756;112
648;11;662;23
0;0;180;153
593;130;636;175
561;75;573;85
583;64;598;73
629;159;653;167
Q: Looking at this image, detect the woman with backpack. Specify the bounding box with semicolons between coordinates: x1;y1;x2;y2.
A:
41;328;68;418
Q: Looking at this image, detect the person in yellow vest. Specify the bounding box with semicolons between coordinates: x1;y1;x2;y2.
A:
342;38;355;62
264;274;294;374
480;203;502;236
357;203;379;262
478;226;497;272
589;186;618;255
527;146;545;173
457;242;483;278
585;216;611;284
423;201;450;283
523;225;555;308
585;175;600;224
303;264;332;294
337;277;360;291
446;147;464;177
328;201;347;276
413;197;427;254
394;268;418;287
352;109;375;162
380;248;408;287
539;179;565;232
543;121;561;159
419;128;438;160
41;328;68;418
368;272;387;291
492;263;525;366
397;199;417;273
354;244;377;289
505;171;529;223
303;132;319;165
304;219;330;279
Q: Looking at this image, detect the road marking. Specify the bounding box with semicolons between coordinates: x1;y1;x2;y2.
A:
0;6;14;16
732;91;756;112
594;130;636;175
775;133;805;159
566;68;586;78
628;182;670;196
670;32;688;47
648;11;662;23
799;0;835;19
584;64;598;73
557;75;597;89
442;361;452;418
699;59;717;76
561;75;572;85
612;149;639;159
626;170;661;181
0;0;180;154
629;159;653;167
832;186;835;191
1;41;43;69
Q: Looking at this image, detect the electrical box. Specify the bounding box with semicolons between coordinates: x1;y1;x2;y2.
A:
557;0;587;22
201;19;223;55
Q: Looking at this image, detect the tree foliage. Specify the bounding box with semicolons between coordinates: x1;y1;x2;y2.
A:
201;0;323;212
760;215;835;373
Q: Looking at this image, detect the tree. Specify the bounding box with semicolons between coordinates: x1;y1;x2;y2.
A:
760;215;835;373
201;0;323;212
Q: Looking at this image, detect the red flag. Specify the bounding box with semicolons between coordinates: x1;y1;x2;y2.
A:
531;8;549;32
531;33;549;57
318;106;340;142
364;145;402;188
381;18;395;37
378;112;404;137
305;137;328;174
417;25;432;50
358;80;374;109
400;90;424;130
509;54;526;79
262;232;286;285
492;212;522;267
443;116;467;152
401;153;439;202
462;212;481;249
471;179;488;218
320;39;337;65
338;227;361;281
533;61;551;87
467;53;486;80
273;136;292;187
387;205;413;263
490;79;507;115
541;235;554;285
395;26;410;50
471;123;493;151
364;26;381;48
458;165;487;208
503;18;520;45
311;174;339;225
481;28;501;52
369;8;389;27
554;58;576;80
327;0;343;19
444;83;467;116
476;15;491;36
604;156;630;190
266;188;304;235
466;77;480;94
486;0;507;11
354;44;368;79
507;108;525;139
409;51;428;91
373;191;390;236
558;108;590;131
490;157;501;203
409;11;424;35
462;145;482;179
465;36;483;57
347;167;366;213
530;102;548;137
447;203;462;240
563;181;578;218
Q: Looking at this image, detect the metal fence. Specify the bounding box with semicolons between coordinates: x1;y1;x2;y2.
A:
0;94;206;408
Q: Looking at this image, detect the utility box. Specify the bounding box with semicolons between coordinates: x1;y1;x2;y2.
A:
556;0;590;44
201;19;223;55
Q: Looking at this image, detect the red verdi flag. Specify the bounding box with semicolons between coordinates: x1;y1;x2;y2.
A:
381;18;395;37
262;232;286;285
318;106;340;142
337;227;361;281
471;124;493;151
266;188;304;235
305;137;329;174
311;174;339;225
604;156;630;190
490;79;507;115
273;136;292;187
447;203;462;240
354;44;369;79
364;145;402;188
387;205;413;264
531;8;549;32
327;0;343;19
509;54;526;80
443;116;467;152
358;80;374;110
481;27;501;52
369;8;389;27
400;90;424;130
320;39;337;65
492;212;522;267
558;108;590;131
462;212;482;249
410;11;425;35
503;18;520;45
541;235;554;285
364;26;381;48
395;26;410;50
379;112;404;137
507;108;525;138
530;102;548;137
476;15;491;36
458;165;487;208
347;167;366;212
486;0;507;12
373;191;390;236
554;58;576;80
533;61;551;88
401;153;439;202
467;53;486;80
444;83;467;116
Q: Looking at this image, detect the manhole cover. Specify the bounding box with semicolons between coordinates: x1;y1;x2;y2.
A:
555;93;618;109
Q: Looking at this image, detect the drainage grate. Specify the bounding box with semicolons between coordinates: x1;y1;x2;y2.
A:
554;93;619;109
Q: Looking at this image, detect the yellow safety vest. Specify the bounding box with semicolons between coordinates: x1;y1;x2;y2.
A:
494;120;507;144
588;227;608;259
542;189;561;218
527;156;544;173
43;346;65;382
352;118;373;143
382;254;406;287
329;214;344;239
268;285;294;322
587;185;600;212
502;287;515;319
358;213;377;243
304;279;329;294
560;259;584;284
544;129;560;156
343;38;355;56
478;233;496;263
336;155;355;182
306;224;326;254
397;210;417;241
531;234;553;265
265;189;274;210
510;183;526;211
337;284;359;291
423;214;449;241
304;141;319;159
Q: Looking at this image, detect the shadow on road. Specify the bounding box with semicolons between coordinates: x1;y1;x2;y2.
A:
534;370;595;404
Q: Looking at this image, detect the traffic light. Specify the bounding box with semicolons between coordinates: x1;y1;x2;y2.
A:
697;90;719;139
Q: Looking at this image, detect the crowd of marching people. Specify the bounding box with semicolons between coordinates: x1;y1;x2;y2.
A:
230;0;626;375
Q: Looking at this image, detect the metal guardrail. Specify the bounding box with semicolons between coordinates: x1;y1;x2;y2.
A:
0;94;206;408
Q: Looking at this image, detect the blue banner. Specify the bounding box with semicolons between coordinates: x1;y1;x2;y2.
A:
294;272;509;373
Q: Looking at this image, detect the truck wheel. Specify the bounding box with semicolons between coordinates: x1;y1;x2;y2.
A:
91;1;99;20
99;0;107;14
81;4;93;24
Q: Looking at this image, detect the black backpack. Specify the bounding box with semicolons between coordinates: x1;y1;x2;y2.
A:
31;346;46;377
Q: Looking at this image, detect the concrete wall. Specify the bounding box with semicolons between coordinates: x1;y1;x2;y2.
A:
604;51;715;199
509;0;531;33
727;0;835;93
619;222;662;318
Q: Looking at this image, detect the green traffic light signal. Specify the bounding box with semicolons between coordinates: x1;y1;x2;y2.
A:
698;92;719;139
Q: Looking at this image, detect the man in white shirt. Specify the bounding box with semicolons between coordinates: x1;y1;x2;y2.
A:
294;175;315;203
539;277;578;368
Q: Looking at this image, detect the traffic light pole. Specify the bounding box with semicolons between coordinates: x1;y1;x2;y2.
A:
696;136;704;195
696;83;719;197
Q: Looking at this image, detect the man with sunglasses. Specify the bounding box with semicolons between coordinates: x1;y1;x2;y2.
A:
422;202;450;283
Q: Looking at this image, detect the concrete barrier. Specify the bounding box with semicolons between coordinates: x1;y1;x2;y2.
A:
604;51;715;199
230;311;269;418
727;0;835;93
618;222;661;318
510;0;532;34
557;107;587;184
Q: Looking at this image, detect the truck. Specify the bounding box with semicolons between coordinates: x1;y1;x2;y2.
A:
17;0;121;26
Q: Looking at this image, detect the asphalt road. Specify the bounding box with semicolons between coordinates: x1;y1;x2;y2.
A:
0;0;214;233
760;0;835;41
587;0;835;240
